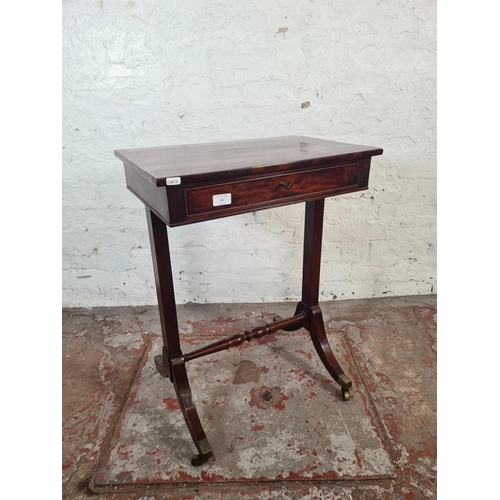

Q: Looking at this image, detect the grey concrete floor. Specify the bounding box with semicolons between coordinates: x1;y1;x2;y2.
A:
62;295;436;499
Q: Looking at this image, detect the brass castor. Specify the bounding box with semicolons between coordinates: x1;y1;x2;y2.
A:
191;454;206;467
190;439;213;466
342;389;350;401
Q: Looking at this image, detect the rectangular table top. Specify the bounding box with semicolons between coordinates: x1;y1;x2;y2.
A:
115;135;383;187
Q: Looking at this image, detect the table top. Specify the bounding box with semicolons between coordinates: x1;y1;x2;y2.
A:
115;136;383;187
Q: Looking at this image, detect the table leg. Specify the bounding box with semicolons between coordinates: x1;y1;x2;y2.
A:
146;209;213;465
298;199;353;401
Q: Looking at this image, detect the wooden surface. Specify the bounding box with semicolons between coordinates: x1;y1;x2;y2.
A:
184;163;360;217
116;136;383;227
115;135;383;186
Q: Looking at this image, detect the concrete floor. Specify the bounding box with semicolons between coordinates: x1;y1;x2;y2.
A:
62;295;436;499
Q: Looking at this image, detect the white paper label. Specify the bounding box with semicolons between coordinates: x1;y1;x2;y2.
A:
213;193;232;207
166;177;181;186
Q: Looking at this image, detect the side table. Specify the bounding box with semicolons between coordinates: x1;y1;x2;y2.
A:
115;135;383;465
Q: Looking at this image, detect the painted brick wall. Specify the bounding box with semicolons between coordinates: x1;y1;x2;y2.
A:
62;0;436;307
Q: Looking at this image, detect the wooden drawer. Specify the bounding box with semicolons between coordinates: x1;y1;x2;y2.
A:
117;136;382;227
184;162;360;217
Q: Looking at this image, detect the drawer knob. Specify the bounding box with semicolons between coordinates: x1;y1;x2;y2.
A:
279;181;291;189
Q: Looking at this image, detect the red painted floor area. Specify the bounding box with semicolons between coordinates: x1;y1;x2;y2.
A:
62;296;436;499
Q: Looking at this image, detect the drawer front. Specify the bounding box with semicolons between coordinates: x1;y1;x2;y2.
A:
184;162;360;217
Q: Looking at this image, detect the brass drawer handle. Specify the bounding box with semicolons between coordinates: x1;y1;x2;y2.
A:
279;181;291;189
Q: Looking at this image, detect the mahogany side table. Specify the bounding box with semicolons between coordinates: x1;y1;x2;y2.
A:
115;136;383;466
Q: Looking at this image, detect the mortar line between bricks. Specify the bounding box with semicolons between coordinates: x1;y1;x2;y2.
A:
342;331;401;481
88;340;151;493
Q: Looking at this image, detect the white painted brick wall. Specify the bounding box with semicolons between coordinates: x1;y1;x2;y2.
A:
62;0;436;307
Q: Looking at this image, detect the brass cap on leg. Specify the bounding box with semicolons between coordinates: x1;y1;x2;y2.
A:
338;373;352;389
